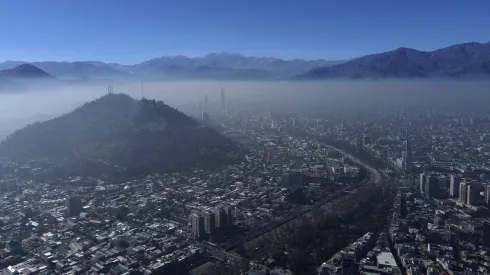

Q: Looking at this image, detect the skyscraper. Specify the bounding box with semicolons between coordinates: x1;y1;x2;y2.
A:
419;173;426;194
402;140;413;172
67;196;82;217
283;170;303;189
399;194;407;218
222;169;228;183
191;214;205;239
204;95;209;113
225;207;233;226
215;208;227;229
483;220;490;246
450;175;461;198
204;212;216;234
459;182;468;204
425;175;439;199
201;112;210;121
220;88;225;112
467;185;477;206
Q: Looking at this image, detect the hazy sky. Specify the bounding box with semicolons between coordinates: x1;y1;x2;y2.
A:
0;0;489;63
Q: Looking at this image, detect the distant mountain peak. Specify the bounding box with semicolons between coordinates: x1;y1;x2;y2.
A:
167;55;189;59
3;60;24;63
15;63;44;72
204;52;245;58
394;47;413;52
0;64;54;78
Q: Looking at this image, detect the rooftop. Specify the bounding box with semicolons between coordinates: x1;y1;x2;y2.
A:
377;252;397;267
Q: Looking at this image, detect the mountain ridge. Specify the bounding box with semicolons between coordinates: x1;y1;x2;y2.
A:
295;42;490;79
2;42;490;80
0;52;344;80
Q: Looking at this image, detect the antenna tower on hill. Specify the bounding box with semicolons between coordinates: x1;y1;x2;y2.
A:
141;80;145;99
107;83;114;94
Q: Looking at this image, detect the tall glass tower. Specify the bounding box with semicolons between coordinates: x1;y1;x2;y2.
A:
402;140;412;172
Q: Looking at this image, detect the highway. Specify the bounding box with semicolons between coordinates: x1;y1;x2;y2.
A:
320;143;382;185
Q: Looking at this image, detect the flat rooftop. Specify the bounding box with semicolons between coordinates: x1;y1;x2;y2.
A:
377;252;397;267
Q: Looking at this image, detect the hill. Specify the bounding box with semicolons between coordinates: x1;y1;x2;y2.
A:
295;42;490;79
0;94;240;175
0;64;54;78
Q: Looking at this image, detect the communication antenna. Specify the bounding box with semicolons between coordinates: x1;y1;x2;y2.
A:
107;83;114;94
141;80;145;99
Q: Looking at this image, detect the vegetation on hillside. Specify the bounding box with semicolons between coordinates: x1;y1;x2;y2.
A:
0;94;239;175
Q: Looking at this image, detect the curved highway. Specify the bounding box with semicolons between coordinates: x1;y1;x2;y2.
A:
321;143;382;185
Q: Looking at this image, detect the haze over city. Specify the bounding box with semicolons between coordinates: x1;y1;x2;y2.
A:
0;1;490;275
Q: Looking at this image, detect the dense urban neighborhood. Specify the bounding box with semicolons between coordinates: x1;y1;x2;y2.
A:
0;90;489;275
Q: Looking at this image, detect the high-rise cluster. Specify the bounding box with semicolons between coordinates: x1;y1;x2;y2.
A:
190;207;233;239
458;182;479;206
419;173;440;199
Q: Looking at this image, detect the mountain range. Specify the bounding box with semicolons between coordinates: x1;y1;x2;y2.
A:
0;53;342;81
0;94;240;175
296;42;490;79
0;42;490;81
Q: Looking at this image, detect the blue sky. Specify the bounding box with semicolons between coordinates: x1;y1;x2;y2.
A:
0;0;488;64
